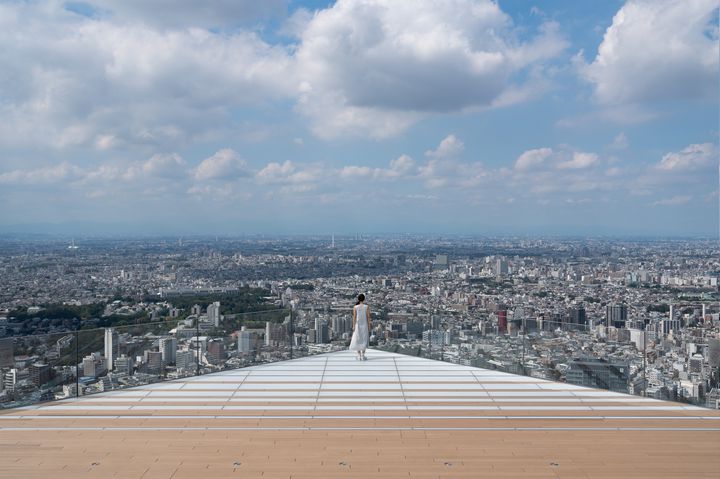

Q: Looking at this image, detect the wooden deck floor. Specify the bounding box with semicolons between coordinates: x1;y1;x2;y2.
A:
1;350;718;478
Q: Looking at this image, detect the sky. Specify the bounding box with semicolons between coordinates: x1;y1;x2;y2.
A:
0;0;718;236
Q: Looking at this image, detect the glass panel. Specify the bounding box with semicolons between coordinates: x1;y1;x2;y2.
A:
0;331;79;408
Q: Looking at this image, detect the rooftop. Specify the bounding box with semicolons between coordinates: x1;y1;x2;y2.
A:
1;349;719;478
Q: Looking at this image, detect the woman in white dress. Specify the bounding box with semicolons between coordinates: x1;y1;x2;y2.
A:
349;293;371;360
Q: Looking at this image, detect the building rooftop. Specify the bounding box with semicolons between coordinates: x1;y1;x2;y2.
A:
1;349;719;478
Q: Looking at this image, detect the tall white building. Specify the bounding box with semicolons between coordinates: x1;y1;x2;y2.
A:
176;350;195;371
159;337;177;365
238;326;253;354
265;322;285;346
104;328;115;371
83;356;97;377
207;302;221;327
3;369;19;391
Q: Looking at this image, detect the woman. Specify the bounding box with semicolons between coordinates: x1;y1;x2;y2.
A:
349;293;371;360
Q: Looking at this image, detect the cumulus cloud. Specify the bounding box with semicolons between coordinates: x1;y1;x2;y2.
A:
194;149;249;181
0;1;294;150
655;143;717;171
293;0;567;138
340;154;416;180
557;152;598;170
139;153;187;178
425;135;465;159
632;143;718;198
510;147;616;196
417;136;487;189
578;0;719;105
0;162;85;185
256;160;318;185
514;148;553;171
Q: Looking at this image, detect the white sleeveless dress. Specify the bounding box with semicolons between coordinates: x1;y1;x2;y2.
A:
349;304;369;351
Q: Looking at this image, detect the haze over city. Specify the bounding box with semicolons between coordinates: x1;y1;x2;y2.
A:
0;0;717;236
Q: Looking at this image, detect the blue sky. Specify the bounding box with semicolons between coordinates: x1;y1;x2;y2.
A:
0;0;717;236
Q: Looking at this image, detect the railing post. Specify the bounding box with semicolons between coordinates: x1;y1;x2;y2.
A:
643;330;647;398
196;317;200;377
75;330;79;398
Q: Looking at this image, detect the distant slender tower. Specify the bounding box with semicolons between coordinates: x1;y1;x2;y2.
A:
331;234;335;249
104;328;115;371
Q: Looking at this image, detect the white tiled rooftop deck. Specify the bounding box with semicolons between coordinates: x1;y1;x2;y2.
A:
1;350;719;478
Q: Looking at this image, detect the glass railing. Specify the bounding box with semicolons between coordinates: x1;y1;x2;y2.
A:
0;308;294;409
375;316;717;409
1;308;716;410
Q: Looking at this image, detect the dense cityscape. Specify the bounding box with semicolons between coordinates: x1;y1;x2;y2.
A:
0;235;718;409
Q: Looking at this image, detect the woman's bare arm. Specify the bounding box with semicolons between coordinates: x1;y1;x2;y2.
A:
366;306;371;330
352;306;356;330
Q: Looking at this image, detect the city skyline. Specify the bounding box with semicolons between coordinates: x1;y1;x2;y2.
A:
0;0;718;235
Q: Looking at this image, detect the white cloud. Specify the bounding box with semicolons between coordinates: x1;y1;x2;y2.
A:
293;0;567;138
652;195;692;206
509;147;616;196
339;154;416;180
655;143;717;171
415;134;489;188
631;143;718;198
0;2;294;151
140;153;187;179
256;160;318;185
557;152;598;170
0;0;567;150
425;135;465;159
0;162;85;185
579;0;719;105
194;149;249;181
514;148;553;171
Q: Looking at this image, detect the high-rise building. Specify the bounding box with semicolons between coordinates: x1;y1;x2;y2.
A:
3;369;20;391
207;340;226;364
568;306;587;329
207;302;221;327
433;254;449;271
82;355;97;377
430;315;441;330
238;326;254;354
104;328;116;371
176;350;195;371
660;318;681;336
314;318;329;344
114;355;133;375
422;330;444;347
606;304;628;329
709;339;720;369
159;337;177;365
566;358;629;393
29;362;51;387
331;316;346;337
144;351;164;375
495;258;508;276
0;338;13;368
689;354;704;374
265;322;286;346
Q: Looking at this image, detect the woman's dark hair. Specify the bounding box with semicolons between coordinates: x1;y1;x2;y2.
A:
356;293;365;305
